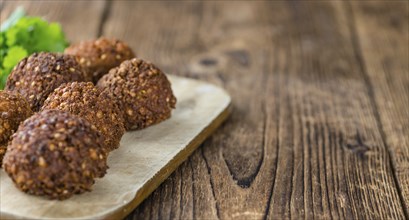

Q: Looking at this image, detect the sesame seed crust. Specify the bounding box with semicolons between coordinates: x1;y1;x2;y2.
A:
65;37;135;83
42;82;125;151
0;91;33;165
97;58;177;130
5;52;89;111
2;109;108;200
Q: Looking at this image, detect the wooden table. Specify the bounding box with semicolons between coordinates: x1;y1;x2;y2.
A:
1;1;408;219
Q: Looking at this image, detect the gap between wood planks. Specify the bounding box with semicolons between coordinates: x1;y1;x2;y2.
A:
97;0;111;38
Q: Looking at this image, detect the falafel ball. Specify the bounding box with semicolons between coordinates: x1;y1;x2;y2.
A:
97;58;176;130
5;52;90;111
3;109;108;200
42;82;125;151
0;91;33;165
65;37;135;83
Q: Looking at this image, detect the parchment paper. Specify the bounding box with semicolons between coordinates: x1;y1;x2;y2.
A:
0;75;231;220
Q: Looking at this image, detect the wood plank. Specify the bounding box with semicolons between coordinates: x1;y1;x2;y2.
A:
263;1;406;219
351;1;409;214
1;0;106;42
104;1;407;219
101;1;203;74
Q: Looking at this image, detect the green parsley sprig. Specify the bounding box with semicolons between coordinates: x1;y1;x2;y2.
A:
0;7;69;89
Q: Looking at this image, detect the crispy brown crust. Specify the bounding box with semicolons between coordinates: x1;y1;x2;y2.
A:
42;82;125;151
5;52;89;111
97;58;176;130
3;109;108;200
0;91;33;165
0;144;6;167
65;37;135;83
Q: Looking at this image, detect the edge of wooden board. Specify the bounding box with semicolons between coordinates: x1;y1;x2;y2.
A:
105;102;232;220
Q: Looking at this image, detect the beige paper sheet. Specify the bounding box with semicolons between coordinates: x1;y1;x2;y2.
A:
0;75;231;220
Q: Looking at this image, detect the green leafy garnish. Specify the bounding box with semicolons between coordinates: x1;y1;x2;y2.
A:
0;7;69;89
3;46;28;71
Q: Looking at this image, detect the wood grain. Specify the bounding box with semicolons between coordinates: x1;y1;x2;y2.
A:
351;1;409;213
0;0;106;42
99;1;407;219
263;2;406;219
1;1;408;219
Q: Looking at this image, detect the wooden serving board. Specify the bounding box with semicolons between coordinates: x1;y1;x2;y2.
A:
0;75;231;220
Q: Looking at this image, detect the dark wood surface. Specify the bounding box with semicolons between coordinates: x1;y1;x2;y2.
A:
1;1;408;219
